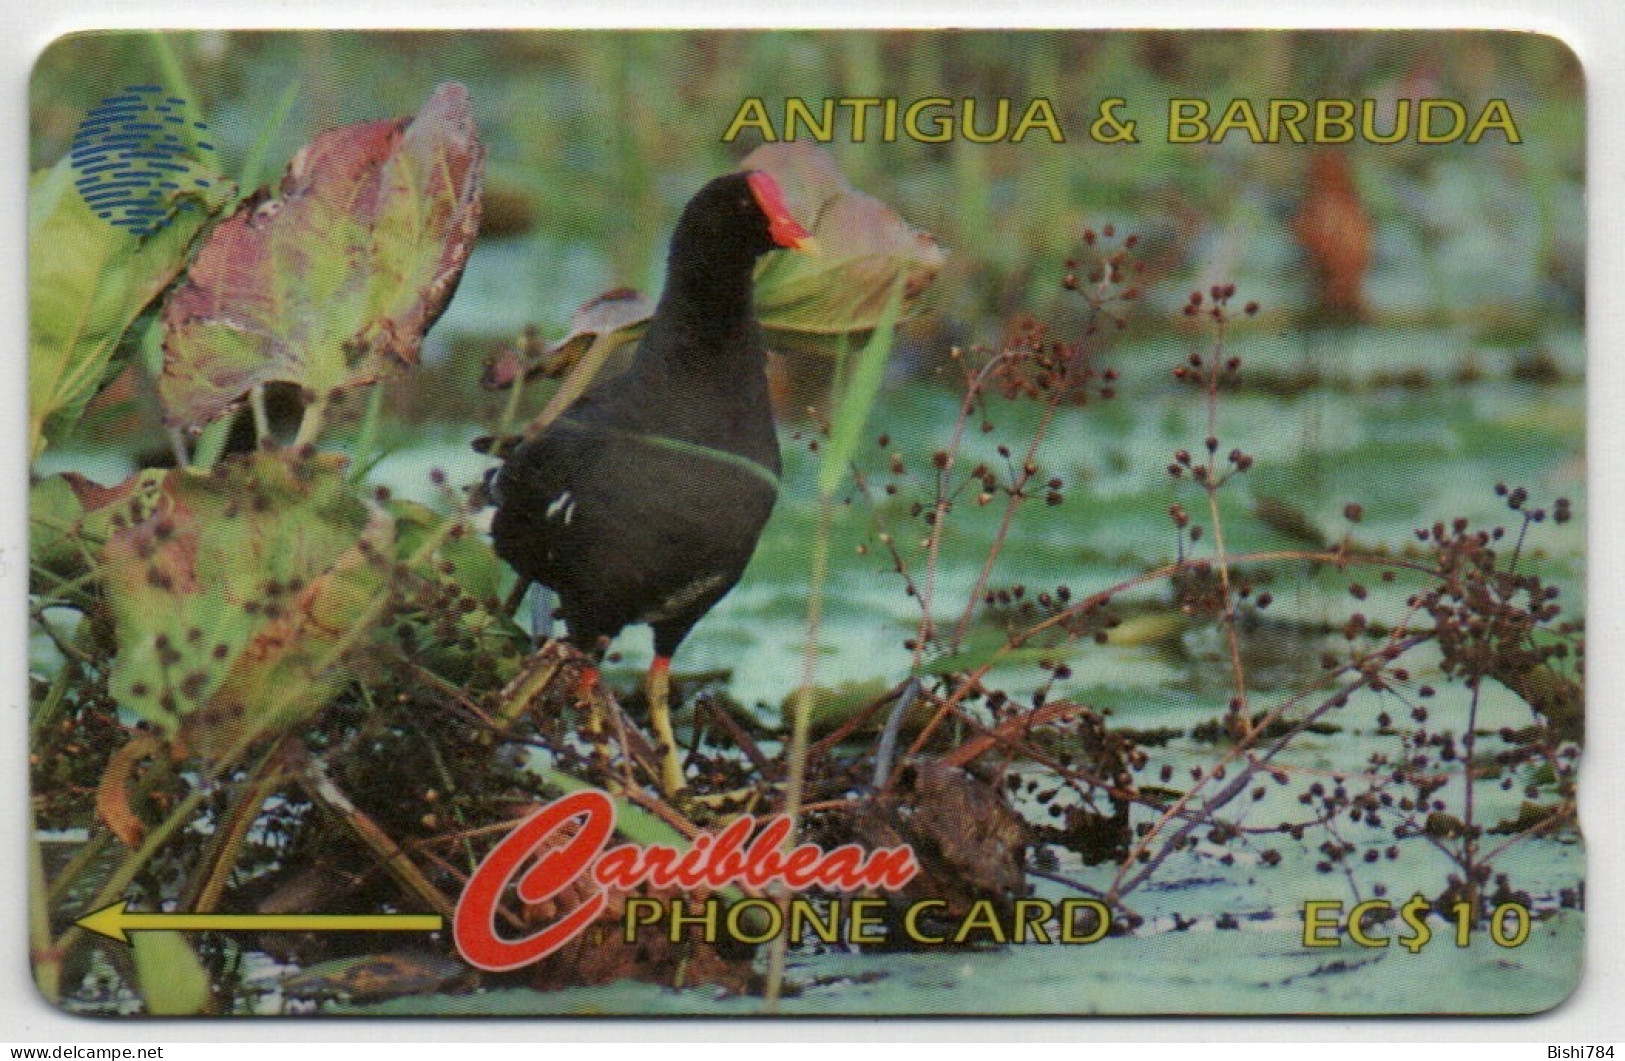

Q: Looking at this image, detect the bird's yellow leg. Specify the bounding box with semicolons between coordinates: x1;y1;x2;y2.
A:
646;656;685;795
575;665;606;739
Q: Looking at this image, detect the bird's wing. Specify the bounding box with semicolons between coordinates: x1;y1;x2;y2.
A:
489;424;604;578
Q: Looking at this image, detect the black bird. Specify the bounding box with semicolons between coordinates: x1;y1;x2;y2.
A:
491;170;812;794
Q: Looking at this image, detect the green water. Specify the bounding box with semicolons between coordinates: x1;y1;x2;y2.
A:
325;322;1586;1017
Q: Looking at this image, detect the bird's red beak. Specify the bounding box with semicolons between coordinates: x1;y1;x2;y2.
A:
746;171;814;251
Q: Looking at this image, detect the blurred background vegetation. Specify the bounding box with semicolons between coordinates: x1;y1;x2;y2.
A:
31;30;1582;349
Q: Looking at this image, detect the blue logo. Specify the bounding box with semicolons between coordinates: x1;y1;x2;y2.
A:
71;85;218;237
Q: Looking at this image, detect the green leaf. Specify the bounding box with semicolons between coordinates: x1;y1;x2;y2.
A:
744;142;945;354
390;501;506;603
919;629;1094;677
99;450;393;761
818;278;903;497
27;150;233;463
777;678;903;735
1250;495;1329;548
131;930;211;1015
30;469;170;588
28;475;89;580
159;83;484;435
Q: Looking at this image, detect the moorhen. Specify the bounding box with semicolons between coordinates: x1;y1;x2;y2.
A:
491;169;813;795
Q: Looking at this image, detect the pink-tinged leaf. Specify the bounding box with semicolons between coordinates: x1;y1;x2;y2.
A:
160;83;485;432
743;142;945;352
99;450;391;762
547;288;655;365
482;287;655;392
519;288;657;439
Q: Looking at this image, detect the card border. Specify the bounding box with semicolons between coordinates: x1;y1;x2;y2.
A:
5;0;1619;1044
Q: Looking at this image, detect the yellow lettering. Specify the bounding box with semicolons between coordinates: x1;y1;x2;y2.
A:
1012;899;1054;943
788;899;840;944
1059;899;1110;944
1360;98;1411;145
849;898;887;944
1467;99;1522;144
1169;99;1210;144
952;900;1007;944
721;97;777;143
1011;98;1065;143
962;97;1011;144
1212;99;1266;143
668;898;718;942
1314;100;1356;144
839;97;882;142
1304;900;1343;947
1268;99;1309;143
905;97;953;143
622;899;664;942
1419;99;1467;144
1491;902;1531;948
903;900;948;944
785;98;834;141
1347;900;1392;948
725;899;781;944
